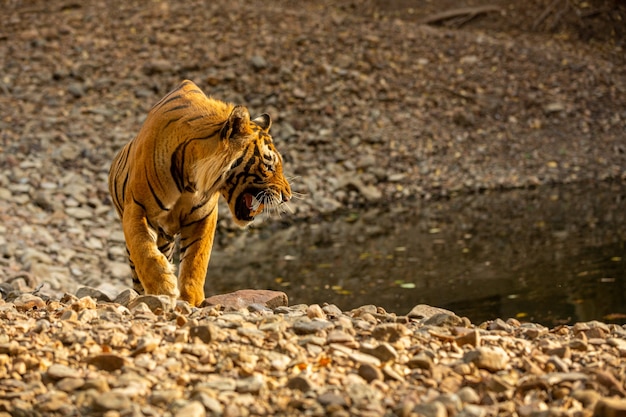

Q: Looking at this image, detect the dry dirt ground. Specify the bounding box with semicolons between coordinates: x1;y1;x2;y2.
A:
0;0;625;295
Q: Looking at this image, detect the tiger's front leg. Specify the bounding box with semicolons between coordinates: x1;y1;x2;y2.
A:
122;204;179;299
177;205;219;306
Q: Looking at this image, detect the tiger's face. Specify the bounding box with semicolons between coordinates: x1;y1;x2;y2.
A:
221;114;292;226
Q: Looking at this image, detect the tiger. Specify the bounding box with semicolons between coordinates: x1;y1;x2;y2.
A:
108;80;292;306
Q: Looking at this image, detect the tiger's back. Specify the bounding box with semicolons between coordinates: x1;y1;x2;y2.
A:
108;80;291;306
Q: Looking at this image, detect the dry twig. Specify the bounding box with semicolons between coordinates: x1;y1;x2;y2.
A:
420;5;501;28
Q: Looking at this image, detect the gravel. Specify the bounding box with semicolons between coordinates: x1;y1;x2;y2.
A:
1;290;626;416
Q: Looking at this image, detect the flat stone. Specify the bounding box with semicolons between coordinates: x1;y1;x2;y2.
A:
87;354;127;372
189;324;217;343
464;346;509;372
321;304;342;317
457;405;487;417
457;387;481;404
358;363;383;382
127;294;174;314
46;364;78;380
293;318;333;335
307;304;326;319
202;375;236;391
36;390;70;413
174;401;206;417
236;374;265;394
455;329;481;347
76;286;112;302
371;323;410;342
149;389;182;406
287;375;315;392
413;401;447;417
424;312;465;327
407;352;434;370
327;330;356;345
317;391;349;408
56;377;85;392
12;294;46;311
131;337;160;357
360;342;398;362
407;304;456;320
348;350;381;367
113;288;139;306
202;289;288;310
94;391;132;411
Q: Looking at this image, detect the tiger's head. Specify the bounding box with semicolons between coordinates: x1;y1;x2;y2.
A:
220;109;292;227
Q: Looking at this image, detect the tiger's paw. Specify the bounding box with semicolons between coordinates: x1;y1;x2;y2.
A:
141;274;180;300
179;287;205;307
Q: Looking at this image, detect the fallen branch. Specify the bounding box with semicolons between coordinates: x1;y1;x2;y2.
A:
420;5;501;26
532;0;564;30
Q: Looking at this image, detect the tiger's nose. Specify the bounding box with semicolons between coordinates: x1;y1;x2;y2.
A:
281;192;290;203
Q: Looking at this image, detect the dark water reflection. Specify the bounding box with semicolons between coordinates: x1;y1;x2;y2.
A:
209;181;626;327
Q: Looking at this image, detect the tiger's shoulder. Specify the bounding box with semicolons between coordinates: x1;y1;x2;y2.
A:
144;80;235;134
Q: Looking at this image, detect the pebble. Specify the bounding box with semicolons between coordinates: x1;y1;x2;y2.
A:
293;318;333;334
464;346;509;371
12;294;46;311
2;292;617;415
46;364;79;380
287;375;315;392
94;391;132;411
174;400;206;417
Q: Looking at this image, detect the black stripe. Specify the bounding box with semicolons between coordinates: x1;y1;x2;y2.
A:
117;172;129;213
186;115;205;123
152;85;184;110
158;242;174;253
164;104;190;113
111;144;132;212
231;156;244;169
188;199;214;217
164;116;183;130
132;196;147;211
158;227;174;242
147;179;168;211
152;80;191;109
180;237;203;255
169;127;223;192
182;208;214;228
170;146;185;193
187;89;204;96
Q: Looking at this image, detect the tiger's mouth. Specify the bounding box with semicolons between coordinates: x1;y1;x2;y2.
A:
235;189;265;221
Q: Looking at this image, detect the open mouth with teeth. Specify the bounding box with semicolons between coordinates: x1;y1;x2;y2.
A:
234;189;265;222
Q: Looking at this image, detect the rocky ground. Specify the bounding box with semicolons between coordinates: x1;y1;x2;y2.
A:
2;289;626;416
1;0;626;415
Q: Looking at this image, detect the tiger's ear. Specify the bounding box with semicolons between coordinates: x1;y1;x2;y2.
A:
252;114;271;132
221;105;251;141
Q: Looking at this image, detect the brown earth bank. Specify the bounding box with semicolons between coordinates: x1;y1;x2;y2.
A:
1;0;626;415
